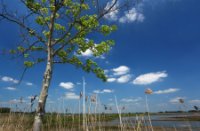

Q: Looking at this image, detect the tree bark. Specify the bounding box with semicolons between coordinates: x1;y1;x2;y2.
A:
33;49;53;131
33;5;56;131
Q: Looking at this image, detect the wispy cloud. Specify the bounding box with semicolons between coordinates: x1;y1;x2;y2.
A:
121;97;142;103
59;82;74;90
65;92;79;100
154;88;179;94
104;0;119;21
8;99;21;104
104;0;144;23
133;71;168;85
169;97;185;104
119;7;144;23
93;89;114;94
1;76;18;83
189;100;200;104
5;87;16;91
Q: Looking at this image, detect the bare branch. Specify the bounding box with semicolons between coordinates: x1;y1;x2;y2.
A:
0;13;45;43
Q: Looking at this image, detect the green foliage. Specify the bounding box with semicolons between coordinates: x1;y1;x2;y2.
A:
37;58;45;63
26;0;42;12
24;61;34;67
41;0;46;3
82;59;107;81
79;15;99;30
40;8;48;15
35;16;45;25
42;30;50;38
31;46;44;51
24;53;29;58
100;25;117;36
81;3;89;10
17;46;25;52
6;0;118;82
9;49;16;54
54;23;66;31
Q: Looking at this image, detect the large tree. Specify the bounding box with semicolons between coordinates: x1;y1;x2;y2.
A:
0;0;136;130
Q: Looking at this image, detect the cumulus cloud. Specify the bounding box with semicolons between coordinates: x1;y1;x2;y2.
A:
154;88;179;94
121;97;142;103
106;65;131;84
104;1;145;23
119;7;144;23
107;78;116;82
169;97;185;104
59;82;74;90
133;71;168;85
1;76;19;83
117;74;131;83
104;0;119;21
5;87;16;91
81;49;93;57
112;65;130;76
79;45;105;60
93;89;114;94
65;92;79;100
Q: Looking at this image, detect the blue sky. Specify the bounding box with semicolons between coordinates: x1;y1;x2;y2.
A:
0;0;200;113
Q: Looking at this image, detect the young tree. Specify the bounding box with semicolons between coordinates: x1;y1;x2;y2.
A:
0;0;136;130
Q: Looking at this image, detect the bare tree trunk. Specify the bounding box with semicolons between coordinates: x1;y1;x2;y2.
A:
33;49;53;131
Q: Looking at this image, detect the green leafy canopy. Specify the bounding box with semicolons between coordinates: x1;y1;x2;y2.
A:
8;0;118;82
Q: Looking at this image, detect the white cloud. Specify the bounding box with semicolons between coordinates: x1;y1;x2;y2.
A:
169;97;185;104
93;89;114;94
154;88;179;94
8;99;26;104
104;0;119;21
59;82;74;89
117;74;131;83
1;76;18;83
5;87;16;91
9;99;20;104
81;49;93;57
107;78;116;82
79;45;105;59
189;100;200;104
103;89;114;93
26;82;33;86
119;7;144;23
65;92;79;100
106;65;131;83
133;71;168;85
93;90;101;94
112;65;130;76
121;97;142;103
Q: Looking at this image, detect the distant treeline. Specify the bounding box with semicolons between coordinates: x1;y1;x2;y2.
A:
0;107;10;113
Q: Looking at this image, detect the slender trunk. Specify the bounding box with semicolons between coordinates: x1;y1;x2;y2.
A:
33;50;53;131
33;6;56;131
